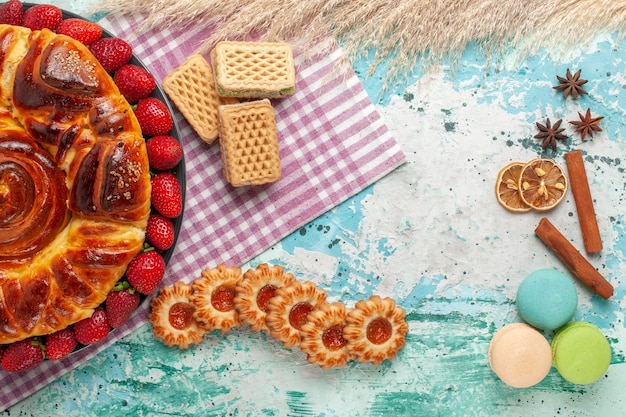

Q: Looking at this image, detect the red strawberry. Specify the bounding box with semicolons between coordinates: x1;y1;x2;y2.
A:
22;4;62;31
126;250;166;295
151;172;183;218
1;337;44;372
106;281;141;328
146;214;176;251
74;308;110;345
45;328;78;360
0;0;23;25
134;97;173;137
89;37;132;74
114;64;156;104
56;18;102;45
146;135;183;171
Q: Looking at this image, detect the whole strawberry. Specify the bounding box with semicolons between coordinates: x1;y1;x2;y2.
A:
89;37;132;73
45;328;78;360
134;97;173;137
56;18;102;45
106;281;141;328
22;4;62;31
0;0;23;25
146;135;183;171
146;213;175;251
151;172;183;218
1;337;44;372
74;308;110;345
114;64;156;104
126;250;166;295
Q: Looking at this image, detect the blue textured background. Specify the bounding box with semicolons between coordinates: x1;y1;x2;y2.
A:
6;1;626;416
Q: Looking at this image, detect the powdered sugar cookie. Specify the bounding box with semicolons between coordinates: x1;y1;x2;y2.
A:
300;302;352;369
149;282;206;349
344;295;408;364
191;264;243;333
265;280;327;348
234;263;297;333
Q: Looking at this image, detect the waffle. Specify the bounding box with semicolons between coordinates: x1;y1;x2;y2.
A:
217;99;281;187
162;54;236;144
211;41;296;98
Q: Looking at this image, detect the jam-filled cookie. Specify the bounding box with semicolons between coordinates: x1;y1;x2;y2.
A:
234;263;297;333
265;280;327;348
300;302;352;369
343;295;408;364
149;282;206;349
191;264;242;333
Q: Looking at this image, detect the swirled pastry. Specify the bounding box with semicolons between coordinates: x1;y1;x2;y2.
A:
0;24;150;344
343;295;409;365
234;263;296;333
300;302;352;369
190;265;243;333
265;280;327;348
149;282;206;349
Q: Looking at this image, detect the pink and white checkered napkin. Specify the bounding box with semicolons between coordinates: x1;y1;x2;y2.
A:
0;13;405;411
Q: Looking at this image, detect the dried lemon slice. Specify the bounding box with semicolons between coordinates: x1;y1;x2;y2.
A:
518;158;568;211
495;162;532;212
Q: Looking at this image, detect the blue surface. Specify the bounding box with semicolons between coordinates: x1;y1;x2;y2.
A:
6;1;626;416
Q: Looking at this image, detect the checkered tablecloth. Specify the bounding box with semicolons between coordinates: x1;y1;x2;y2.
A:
0;13;405;411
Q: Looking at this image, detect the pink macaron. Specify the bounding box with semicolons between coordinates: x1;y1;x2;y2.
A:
488;323;552;388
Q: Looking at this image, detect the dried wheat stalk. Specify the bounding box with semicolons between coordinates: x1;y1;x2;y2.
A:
95;0;626;88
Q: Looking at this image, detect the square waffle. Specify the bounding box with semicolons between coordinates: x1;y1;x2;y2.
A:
162;54;237;144
211;41;296;98
218;99;282;186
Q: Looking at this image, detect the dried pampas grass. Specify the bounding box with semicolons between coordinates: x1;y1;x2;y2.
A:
95;0;626;88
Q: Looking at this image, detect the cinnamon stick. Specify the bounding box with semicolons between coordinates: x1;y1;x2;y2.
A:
535;217;613;299
565;150;602;253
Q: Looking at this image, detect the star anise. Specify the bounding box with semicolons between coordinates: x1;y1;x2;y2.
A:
534;117;568;151
553;69;588;99
569;108;603;141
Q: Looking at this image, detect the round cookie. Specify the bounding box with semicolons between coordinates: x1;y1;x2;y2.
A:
516;269;578;331
551;321;611;384
488;323;552;388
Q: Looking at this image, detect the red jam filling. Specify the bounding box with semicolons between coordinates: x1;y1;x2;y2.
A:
288;302;313;330
256;284;277;312
168;302;195;330
322;324;347;351
211;285;236;312
366;317;392;345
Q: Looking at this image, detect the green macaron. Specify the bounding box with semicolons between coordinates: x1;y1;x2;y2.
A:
551;321;611;384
